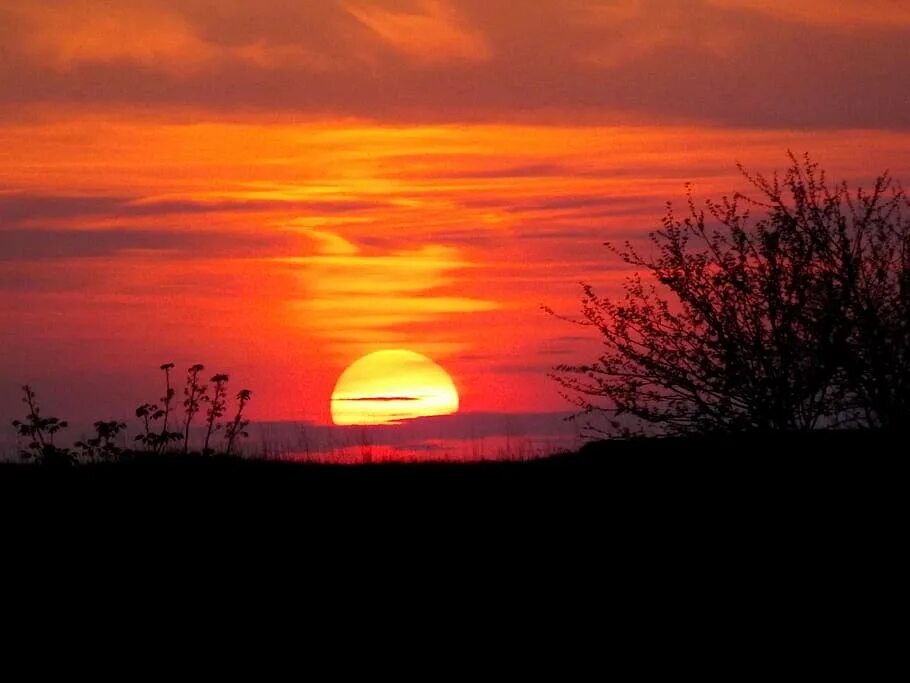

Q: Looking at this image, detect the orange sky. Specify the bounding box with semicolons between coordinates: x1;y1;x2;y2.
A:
2;1;910;428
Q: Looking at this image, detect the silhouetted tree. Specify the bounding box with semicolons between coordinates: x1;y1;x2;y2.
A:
551;154;910;435
837;181;910;429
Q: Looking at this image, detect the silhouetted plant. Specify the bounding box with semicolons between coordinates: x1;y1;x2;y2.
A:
10;362;256;465
156;362;181;453
551;153;910;435
76;420;127;461
134;402;159;452
224;389;252;456
182;363;208;454
135;362;181;453
203;373;229;455
11;385;73;466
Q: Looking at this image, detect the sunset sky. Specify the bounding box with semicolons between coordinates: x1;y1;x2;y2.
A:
2;0;910;433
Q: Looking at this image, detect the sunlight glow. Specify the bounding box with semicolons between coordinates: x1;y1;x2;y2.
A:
331;350;459;425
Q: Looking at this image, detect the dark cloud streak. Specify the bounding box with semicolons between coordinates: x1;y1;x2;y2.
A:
0;227;297;261
0;193;387;226
333;396;422;402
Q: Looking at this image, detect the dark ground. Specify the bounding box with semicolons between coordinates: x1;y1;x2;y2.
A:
1;430;900;515
2;429;899;661
5;428;898;591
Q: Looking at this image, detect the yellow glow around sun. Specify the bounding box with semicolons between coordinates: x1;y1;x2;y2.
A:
331;349;459;426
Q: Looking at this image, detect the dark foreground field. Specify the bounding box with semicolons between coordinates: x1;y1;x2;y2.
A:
3;429;899;641
1;430;899;513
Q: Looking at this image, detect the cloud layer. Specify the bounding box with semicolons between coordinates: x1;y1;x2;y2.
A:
2;0;908;127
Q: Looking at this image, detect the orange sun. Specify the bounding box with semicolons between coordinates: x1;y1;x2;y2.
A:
330;349;460;426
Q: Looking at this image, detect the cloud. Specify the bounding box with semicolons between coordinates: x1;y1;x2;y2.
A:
335;396;421;402
14;2;220;75
283;239;497;351
711;0;910;28
0;227;296;261
9;1;340;75
0;192;387;227
257;410;582;449
343;0;491;63
579;0;739;67
0;194;127;224
512;194;655;213
0;1;907;127
427;163;569;180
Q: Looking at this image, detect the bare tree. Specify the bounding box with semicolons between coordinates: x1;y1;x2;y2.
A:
551;154;910;435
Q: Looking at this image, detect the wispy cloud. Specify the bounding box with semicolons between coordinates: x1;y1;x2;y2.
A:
11;1;340;75
282;238;497;354
343;0;491;63
0;227;296;261
711;0;910;28
0;192;386;227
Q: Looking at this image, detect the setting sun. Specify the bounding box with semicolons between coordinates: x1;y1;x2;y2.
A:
330;350;459;426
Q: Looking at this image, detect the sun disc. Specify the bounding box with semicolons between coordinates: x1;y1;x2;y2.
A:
330;349;459;426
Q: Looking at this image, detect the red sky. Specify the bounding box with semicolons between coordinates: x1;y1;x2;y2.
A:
2;0;910;427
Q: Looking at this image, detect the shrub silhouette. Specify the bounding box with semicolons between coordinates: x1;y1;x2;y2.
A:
134;402;160;452
224;389;252;457
10;363;254;464
156;362;181;453
182;364;208;454
75;420;127;461
203;373;230;455
135;363;182;452
551;154;910;435
11;385;73;466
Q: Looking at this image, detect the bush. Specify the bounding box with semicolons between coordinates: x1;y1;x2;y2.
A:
551;154;910;435
11;363;254;464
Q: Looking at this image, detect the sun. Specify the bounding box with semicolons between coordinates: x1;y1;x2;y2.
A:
330;349;459;426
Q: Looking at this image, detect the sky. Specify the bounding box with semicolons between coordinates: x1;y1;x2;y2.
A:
2;0;910;435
